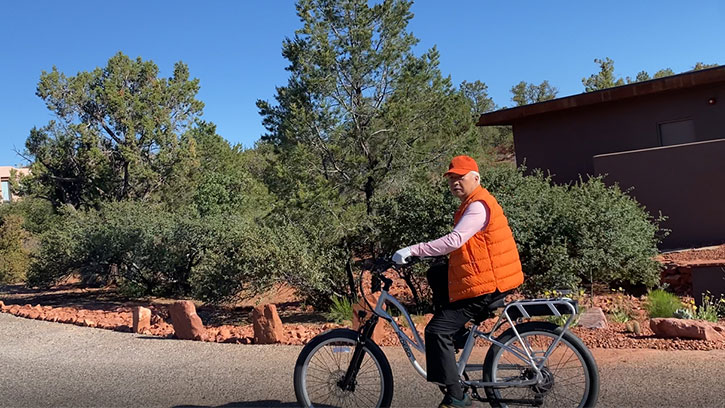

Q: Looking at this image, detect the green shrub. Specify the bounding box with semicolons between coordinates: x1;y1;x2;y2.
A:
0;197;58;235
191;205;353;306
325;297;354;324
28;202;239;297
645;289;682;318
0;214;31;284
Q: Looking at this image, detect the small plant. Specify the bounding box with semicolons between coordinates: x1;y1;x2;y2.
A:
610;310;631;323
624;320;642;335
718;297;725;319
673;308;694;320
546;307;583;327
609;287;635;323
695;292;720;323
675;293;722;322
645;289;682;318
325;297;354;325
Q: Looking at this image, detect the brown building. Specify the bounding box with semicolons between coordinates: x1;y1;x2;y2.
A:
477;65;725;250
0;166;30;203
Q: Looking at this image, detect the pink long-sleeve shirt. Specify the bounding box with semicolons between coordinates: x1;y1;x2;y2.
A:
409;201;489;257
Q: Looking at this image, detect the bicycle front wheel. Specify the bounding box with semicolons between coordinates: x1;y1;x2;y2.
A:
294;328;394;408
482;322;599;408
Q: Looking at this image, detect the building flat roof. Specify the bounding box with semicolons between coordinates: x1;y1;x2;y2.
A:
0;166;30;179
477;65;725;126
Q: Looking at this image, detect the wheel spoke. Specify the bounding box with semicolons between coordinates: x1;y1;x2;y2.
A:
485;327;594;408
297;333;387;408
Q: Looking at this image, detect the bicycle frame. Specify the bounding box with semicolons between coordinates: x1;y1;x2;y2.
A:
371;289;579;389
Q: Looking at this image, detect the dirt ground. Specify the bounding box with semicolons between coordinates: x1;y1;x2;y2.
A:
2;244;724;350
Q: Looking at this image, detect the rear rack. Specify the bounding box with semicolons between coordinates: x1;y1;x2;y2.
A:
503;298;578;320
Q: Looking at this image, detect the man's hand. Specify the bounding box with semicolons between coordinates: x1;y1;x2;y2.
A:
392;247;412;265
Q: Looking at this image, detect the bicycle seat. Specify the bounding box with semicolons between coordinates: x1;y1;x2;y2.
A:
470;294;507;325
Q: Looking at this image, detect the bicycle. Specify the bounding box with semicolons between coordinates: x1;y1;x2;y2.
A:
293;257;600;407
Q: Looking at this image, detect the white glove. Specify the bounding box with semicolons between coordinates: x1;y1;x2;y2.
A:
392;247;412;265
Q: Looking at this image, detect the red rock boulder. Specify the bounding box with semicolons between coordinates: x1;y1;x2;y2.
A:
169;301;205;341
252;304;285;344
650;318;725;341
352;293;387;344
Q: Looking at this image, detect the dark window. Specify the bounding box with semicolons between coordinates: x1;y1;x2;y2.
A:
659;119;695;146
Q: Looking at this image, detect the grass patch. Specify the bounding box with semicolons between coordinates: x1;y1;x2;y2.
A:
325;297;353;324
645;289;681;318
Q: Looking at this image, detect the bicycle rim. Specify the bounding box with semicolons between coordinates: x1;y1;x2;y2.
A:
490;330;591;407
301;337;385;408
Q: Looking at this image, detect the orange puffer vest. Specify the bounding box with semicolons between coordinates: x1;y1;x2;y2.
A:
447;186;524;302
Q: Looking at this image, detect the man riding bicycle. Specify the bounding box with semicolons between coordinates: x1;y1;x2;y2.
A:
393;155;524;408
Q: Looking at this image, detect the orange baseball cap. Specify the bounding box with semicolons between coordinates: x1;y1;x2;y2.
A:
444;155;479;176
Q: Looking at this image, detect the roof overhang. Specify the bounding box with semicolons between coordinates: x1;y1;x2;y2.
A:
477;65;725;126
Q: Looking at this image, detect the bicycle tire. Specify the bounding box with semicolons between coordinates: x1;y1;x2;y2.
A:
294;328;394;408
481;322;599;408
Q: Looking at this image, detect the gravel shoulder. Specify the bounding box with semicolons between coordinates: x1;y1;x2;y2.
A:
2;313;725;408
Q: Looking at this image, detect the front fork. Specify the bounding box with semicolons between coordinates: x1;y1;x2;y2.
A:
339;311;380;392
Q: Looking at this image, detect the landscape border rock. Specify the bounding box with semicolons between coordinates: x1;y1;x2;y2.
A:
252;304;286;344
169;301;205;341
132;306;151;334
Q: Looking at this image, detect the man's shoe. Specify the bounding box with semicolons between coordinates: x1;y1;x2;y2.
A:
438;393;472;408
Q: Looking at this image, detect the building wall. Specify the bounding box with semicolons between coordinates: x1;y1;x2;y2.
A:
0;166;30;203
593;138;725;249
513;83;725;183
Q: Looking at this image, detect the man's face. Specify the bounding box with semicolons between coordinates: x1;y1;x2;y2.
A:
446;172;478;200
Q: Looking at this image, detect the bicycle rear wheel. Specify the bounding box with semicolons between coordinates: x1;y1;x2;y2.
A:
482;322;599;407
294;328;394;408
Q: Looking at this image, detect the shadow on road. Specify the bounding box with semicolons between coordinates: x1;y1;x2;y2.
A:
175;401;299;408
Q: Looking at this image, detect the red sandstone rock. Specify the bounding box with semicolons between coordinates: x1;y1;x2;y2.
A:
252;304;285;344
132;306;151;334
650;318;725;341
352;293;387;344
169;301;205;341
216;326;232;342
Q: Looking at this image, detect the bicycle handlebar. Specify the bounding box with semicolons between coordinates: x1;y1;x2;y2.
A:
359;256;428;315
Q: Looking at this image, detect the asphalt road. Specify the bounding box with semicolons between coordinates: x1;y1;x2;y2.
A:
1;312;724;408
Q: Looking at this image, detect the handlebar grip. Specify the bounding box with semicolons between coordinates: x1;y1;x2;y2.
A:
380;276;393;291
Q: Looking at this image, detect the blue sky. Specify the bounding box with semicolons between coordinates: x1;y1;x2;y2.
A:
1;0;723;166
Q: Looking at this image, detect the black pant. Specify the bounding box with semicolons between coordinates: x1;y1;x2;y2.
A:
425;263;503;385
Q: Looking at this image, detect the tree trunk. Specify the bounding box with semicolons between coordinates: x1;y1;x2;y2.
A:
345;256;358;303
121;161;130;200
364;176;375;216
